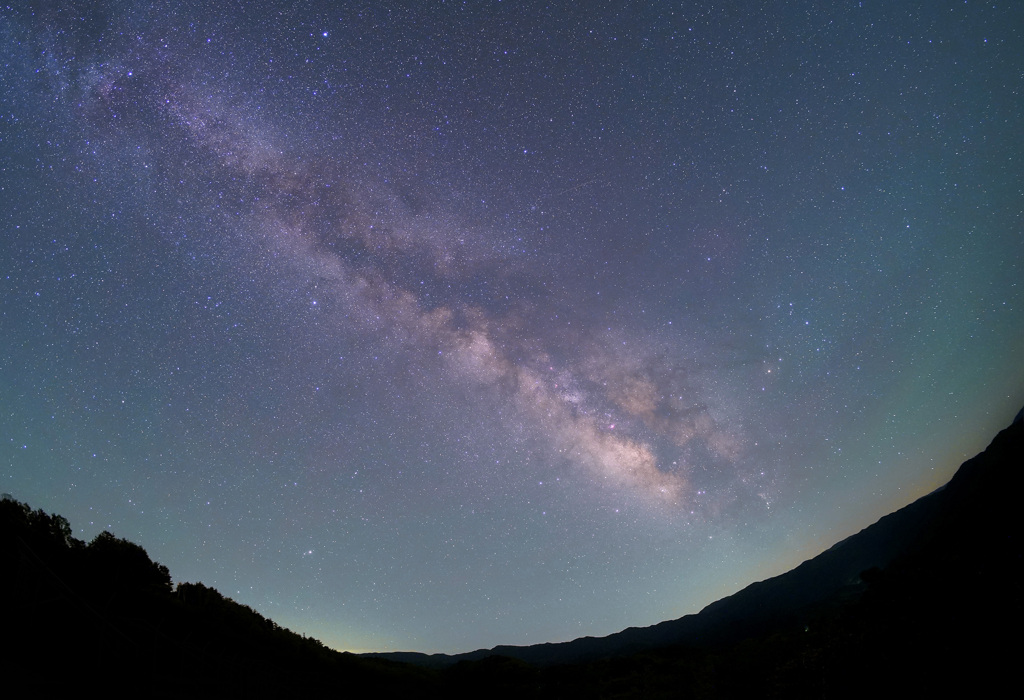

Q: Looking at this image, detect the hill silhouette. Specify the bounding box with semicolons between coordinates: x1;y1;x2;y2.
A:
2;406;1020;697
373;405;1024;694
0;496;432;697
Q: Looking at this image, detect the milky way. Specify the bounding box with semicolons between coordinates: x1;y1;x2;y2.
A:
2;2;1022;653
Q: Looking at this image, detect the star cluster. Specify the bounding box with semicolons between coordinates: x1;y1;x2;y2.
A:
2;1;1022;653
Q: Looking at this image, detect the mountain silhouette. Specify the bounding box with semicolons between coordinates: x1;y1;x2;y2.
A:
3;406;1020;697
370;405;1024;688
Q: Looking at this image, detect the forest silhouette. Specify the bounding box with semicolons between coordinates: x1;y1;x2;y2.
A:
0;495;429;697
2;407;1020;697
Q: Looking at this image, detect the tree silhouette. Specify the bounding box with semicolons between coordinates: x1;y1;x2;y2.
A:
83;530;172;595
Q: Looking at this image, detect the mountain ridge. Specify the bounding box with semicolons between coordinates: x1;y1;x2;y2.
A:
368;406;1023;669
2;404;1019;696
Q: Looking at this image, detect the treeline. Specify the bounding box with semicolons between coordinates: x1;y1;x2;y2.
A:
0;491;993;700
0;496;431;698
2;407;1019;698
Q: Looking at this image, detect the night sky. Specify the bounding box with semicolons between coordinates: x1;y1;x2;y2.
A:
2;1;1022;654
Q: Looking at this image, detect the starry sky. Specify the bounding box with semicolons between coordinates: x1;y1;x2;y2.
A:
2;1;1022;654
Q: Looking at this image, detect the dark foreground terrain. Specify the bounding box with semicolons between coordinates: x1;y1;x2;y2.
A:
3;408;1020;698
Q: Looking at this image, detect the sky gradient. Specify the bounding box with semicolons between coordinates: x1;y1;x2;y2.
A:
2;1;1022;653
